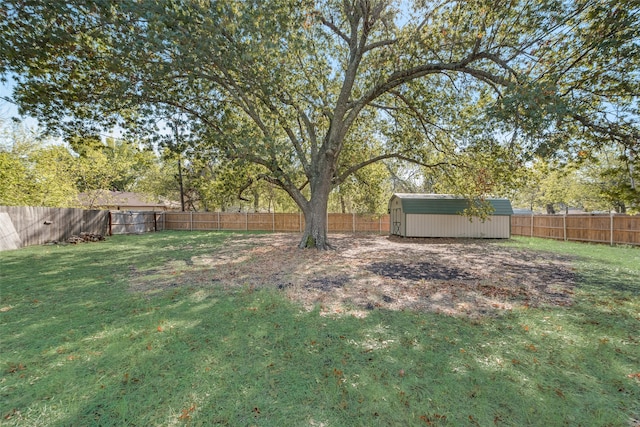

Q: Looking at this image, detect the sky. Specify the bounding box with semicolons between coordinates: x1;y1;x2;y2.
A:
0;78;19;118
0;75;120;144
0;76;39;128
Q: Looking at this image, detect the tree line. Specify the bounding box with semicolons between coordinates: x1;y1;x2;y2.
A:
1;119;635;215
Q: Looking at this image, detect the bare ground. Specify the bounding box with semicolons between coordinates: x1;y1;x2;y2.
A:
129;233;577;318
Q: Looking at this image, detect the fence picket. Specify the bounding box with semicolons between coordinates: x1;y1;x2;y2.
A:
159;211;390;235
511;214;639;246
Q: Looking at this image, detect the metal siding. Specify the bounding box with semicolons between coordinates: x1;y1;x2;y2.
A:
394;194;513;216
489;199;514;215
403;198;466;214
406;214;511;238
402;213;406;237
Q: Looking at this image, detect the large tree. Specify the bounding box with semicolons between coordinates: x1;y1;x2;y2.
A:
0;123;77;207
1;0;638;248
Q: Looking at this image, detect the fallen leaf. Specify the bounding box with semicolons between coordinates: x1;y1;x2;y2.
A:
178;404;196;420
7;363;26;373
4;409;20;420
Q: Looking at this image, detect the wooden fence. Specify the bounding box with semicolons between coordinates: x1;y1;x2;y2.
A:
511;214;640;246
161;211;390;234
0;207;168;250
0;206;109;250
7;206;635;250
109;211;163;234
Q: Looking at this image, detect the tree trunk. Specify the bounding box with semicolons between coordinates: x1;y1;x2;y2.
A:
253;189;260;212
296;122;343;249
177;156;185;212
298;172;333;249
299;195;331;249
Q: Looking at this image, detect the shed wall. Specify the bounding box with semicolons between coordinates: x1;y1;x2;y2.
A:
405;214;511;238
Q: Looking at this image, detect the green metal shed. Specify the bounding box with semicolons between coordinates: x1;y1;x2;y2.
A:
388;193;513;238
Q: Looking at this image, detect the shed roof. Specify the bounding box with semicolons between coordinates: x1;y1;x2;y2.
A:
390;193;513;216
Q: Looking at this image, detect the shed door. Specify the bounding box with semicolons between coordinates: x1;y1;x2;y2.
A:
391;208;402;236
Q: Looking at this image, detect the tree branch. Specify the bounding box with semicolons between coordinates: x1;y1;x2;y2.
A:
237;178;254;202
363;38;397;53
354;54;515;122
319;14;350;44
572;113;639;150
388;90;454;155
333;153;454;186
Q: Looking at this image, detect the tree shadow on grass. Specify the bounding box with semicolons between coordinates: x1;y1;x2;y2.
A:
366;261;477;281
575;268;639;294
3;232;638;426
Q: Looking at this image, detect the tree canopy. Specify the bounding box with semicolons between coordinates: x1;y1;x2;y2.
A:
1;0;638;248
0;120;162;208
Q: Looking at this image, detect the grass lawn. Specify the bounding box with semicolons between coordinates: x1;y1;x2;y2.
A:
1;232;638;426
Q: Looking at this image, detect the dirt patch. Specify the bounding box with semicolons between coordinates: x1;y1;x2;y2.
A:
366;261;477;281
128;233;576;318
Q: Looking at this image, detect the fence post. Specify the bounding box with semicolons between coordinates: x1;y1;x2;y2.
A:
530;213;534;237
563;214;567;241
300;212;302;232
610;213;614;246
272;211;275;232
353;213;355;233
246;212;248;231
190;211;193;231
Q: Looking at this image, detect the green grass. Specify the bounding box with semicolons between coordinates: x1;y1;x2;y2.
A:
1;232;638;426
